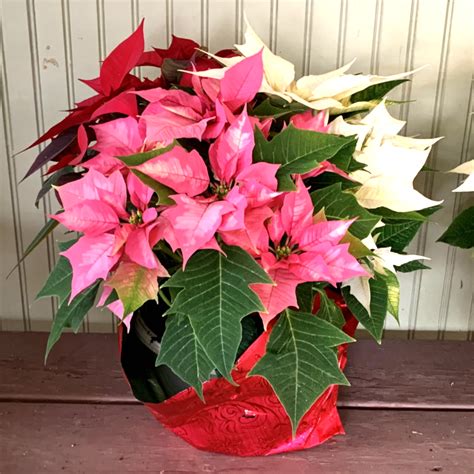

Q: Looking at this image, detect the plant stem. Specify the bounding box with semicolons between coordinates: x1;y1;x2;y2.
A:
156;243;181;263
158;289;172;307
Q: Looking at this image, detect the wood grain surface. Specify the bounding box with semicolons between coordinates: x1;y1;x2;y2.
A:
1;332;472;409
0;403;472;473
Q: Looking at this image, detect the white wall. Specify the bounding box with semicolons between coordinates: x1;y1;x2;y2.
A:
0;0;472;338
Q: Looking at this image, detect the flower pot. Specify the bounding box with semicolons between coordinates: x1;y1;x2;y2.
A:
120;291;357;456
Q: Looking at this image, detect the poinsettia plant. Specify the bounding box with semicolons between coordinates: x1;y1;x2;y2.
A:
438;160;474;250
22;19;443;434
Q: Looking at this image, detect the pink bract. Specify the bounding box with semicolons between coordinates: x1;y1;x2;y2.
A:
251;177;367;327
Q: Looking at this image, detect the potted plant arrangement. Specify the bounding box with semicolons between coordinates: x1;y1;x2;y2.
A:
22;20;444;456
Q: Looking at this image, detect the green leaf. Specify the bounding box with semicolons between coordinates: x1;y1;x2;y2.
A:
383;271;400;321
36;239;77;304
373;220;423;253
372;205;442;252
35;166;77;208
250;309;353;435
106;261;159;316
130;169;174;205
296;282;316;313
325;140;358;173
340;232;374;258
311;183;380;238
236;315;263;360
253;125;356;191
250;96;307;118
163;246;272;381
342;274;388;342
350;79;409;103
372;205;441;221
395;259;430;273
306;171;359;191
45;280;100;361
438;206;474;249
156;313;215;399
102;288;119;306
7;218;60;278
116;141;177;166
315;291;346;329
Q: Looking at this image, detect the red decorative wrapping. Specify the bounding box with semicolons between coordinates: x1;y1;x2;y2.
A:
123;291;357;456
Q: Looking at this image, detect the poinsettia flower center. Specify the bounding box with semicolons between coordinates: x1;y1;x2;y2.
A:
211;181;231;199
275;244;293;259
129;209;143;225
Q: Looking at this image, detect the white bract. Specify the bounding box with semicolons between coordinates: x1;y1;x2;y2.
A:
449;160;474;192
191;19;420;113
334;102;443;212
342;234;428;313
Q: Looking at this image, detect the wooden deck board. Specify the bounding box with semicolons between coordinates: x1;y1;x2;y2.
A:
0;403;472;473
1;332;473;409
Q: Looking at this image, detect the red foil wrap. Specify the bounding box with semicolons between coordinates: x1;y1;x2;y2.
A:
124;291;357;456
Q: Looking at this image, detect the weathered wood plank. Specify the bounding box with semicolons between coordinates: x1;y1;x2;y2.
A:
0;403;471;473
1;333;473;409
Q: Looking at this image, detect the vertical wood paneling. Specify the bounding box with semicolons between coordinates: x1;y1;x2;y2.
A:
0;9;26;331
2;0;53;331
275;0;306;78
310;0;342;72
0;0;472;338
207;0;236;52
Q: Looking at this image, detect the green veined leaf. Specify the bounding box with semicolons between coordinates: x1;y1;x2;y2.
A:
340;232;374;258
371;205;442;221
250;96;307;118
130;169;174;205
311;183;380;238
7;218;60;278
35;166;77;208
102;288;119;306
383;271;400;322
306;171;360;191
315;291;346;329
296;282;316;313
438;206;474;249
341;274;388;342
163;245;272;382
373;220;423;253
116;141;177;166
36;239;77;304
253;125;356;191
156;312;215;400
45;280;100;362
350;79;409;103
250;309;353;435
395;259;430;273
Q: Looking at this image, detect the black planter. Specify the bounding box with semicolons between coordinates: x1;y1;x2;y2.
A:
120;300;264;403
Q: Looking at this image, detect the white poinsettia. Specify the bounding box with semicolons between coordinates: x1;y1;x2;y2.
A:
192;19;420;112
449;160;474;192
331;102;443;212
342;234;428;313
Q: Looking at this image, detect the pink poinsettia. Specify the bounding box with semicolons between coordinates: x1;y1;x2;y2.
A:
84;116;158;175
136;51;264;147
251;177;367;327
290;110;330;133
52;169;167;300
157;108;279;265
137;88;218;144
